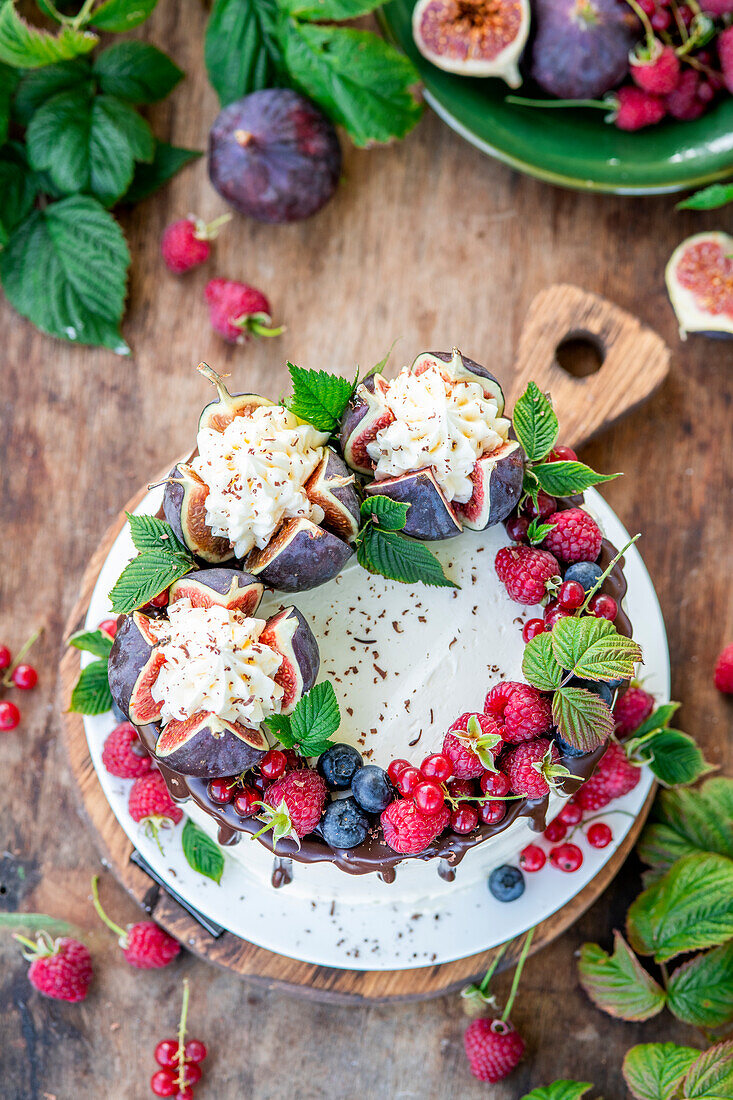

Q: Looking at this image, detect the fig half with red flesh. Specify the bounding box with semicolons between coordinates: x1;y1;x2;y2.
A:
258;605;320;713
163;463;233;564
304;450;360;541
196;361;275;433
364;468;463;541
155;712;268;778
168;567;263;615
413;0;530;89
454;438;524;530
108;611;164;725
411;350;505;413
665;232;733;340
246;517;354;593
340;374;394;475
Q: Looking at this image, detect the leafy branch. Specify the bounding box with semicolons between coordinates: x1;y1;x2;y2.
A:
355;495;458;590
108;514;195;614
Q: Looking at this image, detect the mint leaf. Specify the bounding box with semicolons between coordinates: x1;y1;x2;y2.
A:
623;1043;700;1100
632;728;714;789
533;459;620;498
27;88;155;206
578;932;666;1021
677;182;733;211
275;18;422;146
526;517;556;545
522;632;563;691
683;1041;733;1098
552;686;614;752
93;41;183;103
667;942;733;1030
358;525;458;589
88;0;159;32
290;681;340;755
280;0;381;15
627;852;733;963
263;712;296;749
109;550;194;614
550;616;642;682
638;780;733;884
126;513;190;556
0;1;97;68
69;658;113;714
181;819;224;884
286;362;354;432
360;495;409;532
0;196;131;354
511;381;559;463
520;1085;593;1100
12;58;92;124
205;0;282;106
68;628;113;658
122;141;201;204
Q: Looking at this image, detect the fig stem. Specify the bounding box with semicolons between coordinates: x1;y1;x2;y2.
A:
197;361;233;402
90;874;128;944
234;129;254;148
501;927;534;1022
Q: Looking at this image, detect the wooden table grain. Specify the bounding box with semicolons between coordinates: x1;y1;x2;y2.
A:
1;7;731;1098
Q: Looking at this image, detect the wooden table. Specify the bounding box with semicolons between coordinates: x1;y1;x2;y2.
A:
1;7;731;1098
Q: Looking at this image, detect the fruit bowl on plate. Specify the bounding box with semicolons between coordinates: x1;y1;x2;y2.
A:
378;0;733;194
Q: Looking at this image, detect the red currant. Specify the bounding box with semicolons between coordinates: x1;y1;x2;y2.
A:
397;766;421;796
543;818;567;843
260;749;287;781
480;771;511;797
550;843;584;872
387;759;410;784
11;664;37;690
98;618;118;639
251;773;268;793
587;822;613;849
207;777;234;805
178;1063;202;1087
505;515;529;543
520;844;546;872
522;618;545;643
0;645;12;671
479;799;506;825
557;580;585;610
151;1068;177;1097
549;444;578;462
523;491;557;521
413;780;445;815
420;753;452;782
281;749;298;770
149;589;170;608
154;1039;179;1068
639;0;655;13
0;701;20;731
589;594;618;621
184;1039;207;1063
544;601;573;630
558;799;583;826
450;806;479;834
176;1090;194;1100
233;785;259;817
447;777;476;799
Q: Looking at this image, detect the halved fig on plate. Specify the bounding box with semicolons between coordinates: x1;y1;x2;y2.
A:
246;517;353;592
168;567;263;614
155;712;268;778
163;463;233;564
364;468;462;541
412;0;531;89
197;361;275;433
305;450;361;541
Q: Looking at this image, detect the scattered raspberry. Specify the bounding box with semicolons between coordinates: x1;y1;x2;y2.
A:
443;712;503;777
484;681;552;744
102;722;152;779
161;216;218;274
501;738;561;799
128;771;183;828
381;798;449;854
715;644;733;694
719;26;733;95
614;85;666;131
630;44;680;95
613;686;655;735
123;921;181;970
494;545;559;605
464;1018;526;1083
665;69;706;121
17;933;92;1002
204;278;283;345
263;768;328;838
542;508;602;564
576;740;640;811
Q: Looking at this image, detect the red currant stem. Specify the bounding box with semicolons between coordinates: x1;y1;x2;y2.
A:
623;0;656;50
2;627;43;687
477;939;510;994
506;95;609;111
90;875;128;944
567;808;635;840
670;0;689;42
501;927;535;1023
176;978;190;1089
577;533;641;617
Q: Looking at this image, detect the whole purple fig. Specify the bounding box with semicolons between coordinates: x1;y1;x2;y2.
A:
531;0;638;100
208;88;342;223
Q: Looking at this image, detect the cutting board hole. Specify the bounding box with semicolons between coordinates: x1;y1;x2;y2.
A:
555;335;604;378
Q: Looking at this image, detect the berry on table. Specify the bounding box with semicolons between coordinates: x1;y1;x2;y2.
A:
207;776;235;805
549;843;584;872
522;618;545;643
14;931;92;1002
161;213;231;274
92;875;180;969
151;980;205;1098
563;560;603;593
714;644;733;694
321;797;370;848
614;85;667;131
102;723;152;779
414;779;446;815
488;864;525;902
450;805;479;834
98;618;118;639
464;1018;526;1082
520;844;546;872
630;43;680;95
542;507;602;564
184;1039;207;1063
317;742;363;789
351;765;394;812
0;701;21;731
128;772;183;838
154;1039;179;1068
0;644;11;671
151;1069;177;1097
587;822;613;848
549;444;577;462
495;544;560;605
381;798;449;854
588;593;618;621
484;681;552;744
205;278;284;345
543;818;567;843
613;686;655;735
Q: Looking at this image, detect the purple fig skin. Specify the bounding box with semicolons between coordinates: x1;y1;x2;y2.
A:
155;715;267;779
246;518;353;593
340;375;386;475
365;470;462;541
531;0;637;99
456;440;525;530
305;449;361;542
168;567;264;615
108;612;157;722
163;464;233;565
208;88;342;224
260;605;320;713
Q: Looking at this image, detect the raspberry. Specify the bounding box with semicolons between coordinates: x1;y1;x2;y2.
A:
128;772;183;829
714;644;733;694
576;740;640;811
443;712;503;777
719;26;733;95
614;85;666;131
464;1018;526;1083
542;508;602;564
161;213;230;274
613;686;655;735
102;722;152;779
665;69;705;121
484;681;552;743
262;769;328;838
204;278;283;344
380;798;449;854
122;921;180;969
704;0;733;15
630;44;680;95
494;545;559;605
501;738;561;798
19;934;92;1002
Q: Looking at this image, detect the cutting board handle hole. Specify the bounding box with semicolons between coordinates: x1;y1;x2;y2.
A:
554;333;605;378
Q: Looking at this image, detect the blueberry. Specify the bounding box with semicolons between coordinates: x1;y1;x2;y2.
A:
352;765;395;813
563;561;603;593
553;733;587;759
568;677;613;707
317;743;363;790
112;700;127;722
488;864;525;902
321;797;370;849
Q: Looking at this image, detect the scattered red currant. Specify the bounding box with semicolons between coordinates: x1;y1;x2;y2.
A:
420;753;452;782
11;664;37;690
387;758;410;784
397;766;421;796
233;785;259;817
260;749;287;781
0;701;21;731
479;799;506;825
413;780;445;815
450;806;479;834
587;822;613;849
154;1039;179;1068
0;645;11;671
520;844;546;872
550;843;584;872
207;777;234;805
543;818;567;843
557;580;585;610
505;515;529;543
589;594;618;621
522;618;545;643
480;771;511;797
98;618;118;639
549;444;578;462
558;799;583;826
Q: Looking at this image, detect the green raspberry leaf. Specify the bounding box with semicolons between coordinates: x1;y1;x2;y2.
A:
551;685;615;753
637;779;733;885
578;932;666;1022
279;0;381;16
286;362;354;433
511;381;559;463
263;712;296;749
682;1040;733;1099
522;632;563;692
181;819;224;884
359;495;409;532
122;141;201;204
69;658;113;715
0;149;38;236
93;41;183;104
289;681;340;756
667;941;733;1030
622;1042;701;1100
126;513;191;556
526;517;556;545
520;1084;593;1100
88;0;159;33
205;0;282;106
632;702;680;738
631;728;715;789
68;628;113;659
109;550;194;614
550;615;642;682
12;59;92;124
0;0;97;68
533;459;620;498
0;58;17;140
358;525;458;589
0;196;131;354
677;182;733;211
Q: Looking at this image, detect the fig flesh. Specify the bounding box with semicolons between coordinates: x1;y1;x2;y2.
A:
531;0;637;99
108;611;164;725
665;232;733;340
259;605;320;713
163;463;233;564
454;438;524;530
155;712;268;779
168;567;263;615
246;517;354;592
304;450;361;542
413;0;530;89
208;88;342;224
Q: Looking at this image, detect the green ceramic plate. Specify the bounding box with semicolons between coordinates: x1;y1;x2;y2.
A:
379;0;733;194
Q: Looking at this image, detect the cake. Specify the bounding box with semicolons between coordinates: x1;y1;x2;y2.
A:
102;351;640;907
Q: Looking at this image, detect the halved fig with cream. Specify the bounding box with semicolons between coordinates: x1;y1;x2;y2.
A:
162;363;358;590
341;348;524;541
107;568;320;778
